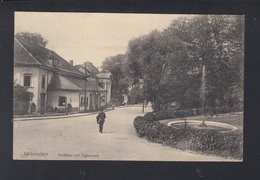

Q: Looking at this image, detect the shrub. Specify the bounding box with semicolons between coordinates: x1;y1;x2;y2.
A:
154;110;170;120
188;130;243;159
196;107;231;115
163;109;196;119
14;101;29;115
174;109;195;118
143;112;157;121
133;116;146;137
145;122;165;141
30;102;36;114
13;85;31;115
155;107;233;121
133;116;144;129
133;115;243;159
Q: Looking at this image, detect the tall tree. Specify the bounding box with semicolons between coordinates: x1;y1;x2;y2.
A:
165;15;244;109
101;54;129;103
15;32;48;47
128;85;143;104
126;30;163;110
126;30;189;111
125;15;244;111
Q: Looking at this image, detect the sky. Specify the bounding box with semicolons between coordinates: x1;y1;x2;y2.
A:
15;12;185;68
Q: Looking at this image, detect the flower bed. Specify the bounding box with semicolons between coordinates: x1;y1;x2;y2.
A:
133;114;243;160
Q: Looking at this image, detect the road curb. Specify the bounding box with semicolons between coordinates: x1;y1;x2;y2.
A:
12;106;151;121
13;109;113;121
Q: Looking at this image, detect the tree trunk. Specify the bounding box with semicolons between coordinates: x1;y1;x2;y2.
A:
153;96;161;112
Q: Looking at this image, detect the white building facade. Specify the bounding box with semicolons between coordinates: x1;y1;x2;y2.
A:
14;37;111;114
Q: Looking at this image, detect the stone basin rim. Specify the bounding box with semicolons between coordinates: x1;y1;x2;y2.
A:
167;120;238;132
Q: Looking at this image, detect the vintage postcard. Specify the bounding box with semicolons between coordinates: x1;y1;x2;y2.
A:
13;12;244;161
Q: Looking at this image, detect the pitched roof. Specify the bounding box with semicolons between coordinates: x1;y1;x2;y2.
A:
14;37;83;75
48;73;105;92
14;38;40;66
47;73;81;91
74;62;99;75
74;65;92;76
66;76;105;91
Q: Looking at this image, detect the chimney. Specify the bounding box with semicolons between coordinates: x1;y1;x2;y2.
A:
70;60;73;66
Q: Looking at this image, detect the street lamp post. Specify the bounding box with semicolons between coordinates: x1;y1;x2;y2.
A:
84;63;87;112
142;92;145;113
95;73;98;110
142;64;145;113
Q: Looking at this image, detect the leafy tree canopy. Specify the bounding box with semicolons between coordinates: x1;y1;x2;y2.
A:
15;32;48;47
101;54;129;101
125;15;244;111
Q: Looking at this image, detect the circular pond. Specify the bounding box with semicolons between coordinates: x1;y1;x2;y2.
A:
167;120;238;133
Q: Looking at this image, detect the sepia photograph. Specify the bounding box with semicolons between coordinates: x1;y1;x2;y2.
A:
13;12;244;162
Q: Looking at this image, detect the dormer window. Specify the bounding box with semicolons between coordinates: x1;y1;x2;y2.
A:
48;59;53;65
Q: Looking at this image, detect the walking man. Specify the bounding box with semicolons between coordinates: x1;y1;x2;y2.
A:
96;109;106;133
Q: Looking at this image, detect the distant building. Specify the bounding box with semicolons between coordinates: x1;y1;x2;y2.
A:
74;63;112;111
14;37;111;113
96;70;112;106
75;61;99;75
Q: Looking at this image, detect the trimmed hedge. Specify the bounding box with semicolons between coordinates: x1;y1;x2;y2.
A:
133;115;243;159
143;112;157;121
154;110;175;120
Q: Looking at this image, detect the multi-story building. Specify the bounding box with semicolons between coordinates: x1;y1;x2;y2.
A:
14;37;111;114
97;70;112;106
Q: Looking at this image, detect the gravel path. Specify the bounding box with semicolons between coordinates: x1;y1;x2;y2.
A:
13;105;237;161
